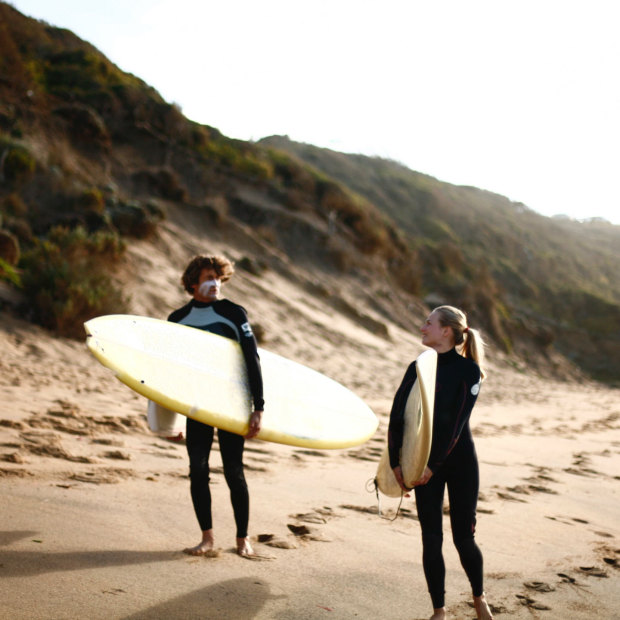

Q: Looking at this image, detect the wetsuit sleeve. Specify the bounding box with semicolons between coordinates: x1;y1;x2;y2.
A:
387;361;417;469
427;363;480;473
231;305;265;411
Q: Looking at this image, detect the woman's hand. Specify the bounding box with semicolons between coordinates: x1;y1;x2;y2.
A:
392;465;412;497
412;466;433;487
245;410;263;439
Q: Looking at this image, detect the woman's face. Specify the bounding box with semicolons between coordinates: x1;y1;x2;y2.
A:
193;267;221;302
421;311;451;350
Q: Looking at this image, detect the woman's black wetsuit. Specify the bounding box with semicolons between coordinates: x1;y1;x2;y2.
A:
168;299;264;538
388;348;483;609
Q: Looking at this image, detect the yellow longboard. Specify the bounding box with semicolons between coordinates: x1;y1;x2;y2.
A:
84;314;378;449
375;349;437;496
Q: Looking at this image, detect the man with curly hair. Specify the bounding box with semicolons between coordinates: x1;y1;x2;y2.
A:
169;254;264;558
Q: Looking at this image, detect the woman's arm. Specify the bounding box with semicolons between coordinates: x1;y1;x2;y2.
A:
387;361;417;469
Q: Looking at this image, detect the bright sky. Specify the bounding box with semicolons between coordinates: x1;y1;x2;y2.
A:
10;0;620;224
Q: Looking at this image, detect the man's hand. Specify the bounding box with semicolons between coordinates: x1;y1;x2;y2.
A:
245;410;263;439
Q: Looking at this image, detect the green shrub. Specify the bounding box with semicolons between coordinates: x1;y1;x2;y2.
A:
2;192;28;216
20;226;127;338
0;228;20;265
131;168;186;201
202;139;273;180
2;215;33;243
53;104;110;148
2;144;36;185
0;257;21;286
77;187;105;213
109;202;161;238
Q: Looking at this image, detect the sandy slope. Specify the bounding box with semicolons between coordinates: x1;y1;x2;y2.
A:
1;215;619;619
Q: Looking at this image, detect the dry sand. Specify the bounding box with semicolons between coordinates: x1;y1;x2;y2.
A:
1;219;619;619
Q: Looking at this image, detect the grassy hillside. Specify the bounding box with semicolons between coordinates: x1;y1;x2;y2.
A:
1;2;619;383
259;137;620;382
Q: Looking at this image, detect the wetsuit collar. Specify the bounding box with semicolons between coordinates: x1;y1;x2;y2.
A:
437;347;460;364
192;299;217;308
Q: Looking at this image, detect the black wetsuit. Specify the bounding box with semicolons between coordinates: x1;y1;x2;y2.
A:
388;348;483;609
168;299;264;538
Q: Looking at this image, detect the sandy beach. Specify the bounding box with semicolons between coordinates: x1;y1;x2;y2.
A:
1;221;619;619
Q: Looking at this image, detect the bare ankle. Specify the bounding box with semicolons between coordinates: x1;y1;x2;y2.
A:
236;536;254;556
473;593;493;619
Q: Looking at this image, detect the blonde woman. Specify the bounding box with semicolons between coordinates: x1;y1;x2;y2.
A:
388;306;493;620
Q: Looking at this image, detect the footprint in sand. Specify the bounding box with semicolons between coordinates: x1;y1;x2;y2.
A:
19;431;98;464
0;467;30;478
287;523;331;542
257;506;338;550
577;565;608;578
290;512;327;524
524;581;555;592
102;450;132;461
93;438;125;447
557;572;578;584
69;467;136;484
0;419;25;430
515;594;551;611
526;483;558;495
495;490;528;503
244;463;270;473
464;600;508;615
257;534;297;550
294;449;328;459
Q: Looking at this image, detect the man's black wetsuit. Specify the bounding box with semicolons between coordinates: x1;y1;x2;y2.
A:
388;348;483;609
168;299;264;539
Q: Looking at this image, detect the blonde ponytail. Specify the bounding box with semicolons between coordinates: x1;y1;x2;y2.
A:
434;306;487;380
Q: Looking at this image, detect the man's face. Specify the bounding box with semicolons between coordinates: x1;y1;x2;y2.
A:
194;268;221;302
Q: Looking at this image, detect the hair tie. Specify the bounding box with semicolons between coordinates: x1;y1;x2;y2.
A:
464;326;469;333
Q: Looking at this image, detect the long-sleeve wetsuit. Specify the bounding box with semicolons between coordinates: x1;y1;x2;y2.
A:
387;347;484;609
168;298;264;538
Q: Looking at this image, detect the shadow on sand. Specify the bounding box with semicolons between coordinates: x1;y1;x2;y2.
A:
121;577;285;619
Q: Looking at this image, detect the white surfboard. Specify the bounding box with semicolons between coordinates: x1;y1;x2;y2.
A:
84;314;378;449
375;349;437;497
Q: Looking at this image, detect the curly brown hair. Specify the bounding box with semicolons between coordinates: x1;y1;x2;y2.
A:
181;255;235;294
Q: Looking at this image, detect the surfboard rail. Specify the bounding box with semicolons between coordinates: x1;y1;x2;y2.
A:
84;314;378;449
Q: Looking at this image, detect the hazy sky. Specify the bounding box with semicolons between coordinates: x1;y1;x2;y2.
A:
10;0;620;224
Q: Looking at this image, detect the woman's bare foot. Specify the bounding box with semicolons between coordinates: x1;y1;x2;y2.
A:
429;608;447;620
183;529;217;556
473;593;493;619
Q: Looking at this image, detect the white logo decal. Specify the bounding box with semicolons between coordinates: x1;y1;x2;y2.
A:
471;382;480;396
241;322;253;337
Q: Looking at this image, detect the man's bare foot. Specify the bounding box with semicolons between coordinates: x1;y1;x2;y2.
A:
473;593;493;619
236;536;255;557
429;608;447;620
183;530;218;556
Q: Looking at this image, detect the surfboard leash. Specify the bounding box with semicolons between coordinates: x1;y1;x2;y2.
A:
367;477;404;522
367;476;383;515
